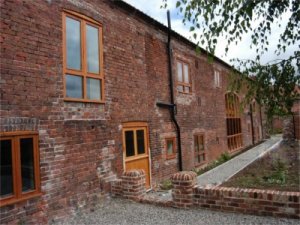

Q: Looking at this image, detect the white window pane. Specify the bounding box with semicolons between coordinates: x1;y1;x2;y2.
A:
214;71;217;86
86;25;99;73
66;17;81;70
183;64;189;83
167;140;173;155
66;74;83;98
177;62;183;82
185;86;190;93
87;78;101;100
177;85;183;92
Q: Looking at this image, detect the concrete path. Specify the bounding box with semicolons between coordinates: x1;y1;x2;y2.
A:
197;135;282;187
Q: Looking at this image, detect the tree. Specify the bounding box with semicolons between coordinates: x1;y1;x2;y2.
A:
162;0;300;119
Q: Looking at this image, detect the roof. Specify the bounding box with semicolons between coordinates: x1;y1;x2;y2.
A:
113;0;234;70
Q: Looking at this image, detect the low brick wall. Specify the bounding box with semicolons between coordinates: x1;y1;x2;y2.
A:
171;171;197;208
194;186;300;219
111;170;299;219
111;169;146;200
169;171;300;219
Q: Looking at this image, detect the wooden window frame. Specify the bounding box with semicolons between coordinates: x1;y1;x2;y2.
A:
62;10;105;103
165;137;176;160
176;60;192;94
122;122;149;161
0;131;41;207
225;93;243;152
194;134;206;166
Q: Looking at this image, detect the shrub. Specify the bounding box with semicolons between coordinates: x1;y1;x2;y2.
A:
159;179;173;190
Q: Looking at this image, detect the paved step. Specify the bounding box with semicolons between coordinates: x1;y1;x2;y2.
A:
196;135;282;187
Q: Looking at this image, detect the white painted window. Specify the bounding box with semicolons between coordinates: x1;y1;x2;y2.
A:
214;70;221;88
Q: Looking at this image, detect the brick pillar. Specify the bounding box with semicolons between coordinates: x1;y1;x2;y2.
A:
122;169;146;200
171;171;197;208
111;179;123;197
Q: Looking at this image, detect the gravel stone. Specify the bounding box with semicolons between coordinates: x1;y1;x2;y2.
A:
59;197;298;225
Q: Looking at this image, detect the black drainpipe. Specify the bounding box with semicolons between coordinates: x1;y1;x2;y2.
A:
249;104;255;145
259;104;264;139
156;10;183;171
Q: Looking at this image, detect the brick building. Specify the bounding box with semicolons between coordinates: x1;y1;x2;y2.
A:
0;0;263;223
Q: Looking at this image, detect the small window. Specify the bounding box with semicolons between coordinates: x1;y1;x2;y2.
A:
194;134;206;166
165;138;176;159
124;128;147;158
177;61;191;94
0;132;41;206
63;11;104;103
214;70;221;88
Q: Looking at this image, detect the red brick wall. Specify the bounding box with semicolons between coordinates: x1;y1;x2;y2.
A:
194;187;300;219
0;0;263;223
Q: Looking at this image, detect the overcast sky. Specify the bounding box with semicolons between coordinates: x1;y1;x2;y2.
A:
123;0;297;68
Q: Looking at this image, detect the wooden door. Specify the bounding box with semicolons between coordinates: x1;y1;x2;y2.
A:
122;122;150;188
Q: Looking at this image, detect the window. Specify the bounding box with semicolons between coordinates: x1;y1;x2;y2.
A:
177;61;191;94
194;134;206;165
0;132;41;206
225;93;243;151
123;127;147;158
214;70;221;88
63;11;104;103
165;138;176;159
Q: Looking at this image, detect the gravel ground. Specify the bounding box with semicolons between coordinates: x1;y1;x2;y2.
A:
59;197;298;225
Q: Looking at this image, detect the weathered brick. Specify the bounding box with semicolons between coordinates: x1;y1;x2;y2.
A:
0;0;265;223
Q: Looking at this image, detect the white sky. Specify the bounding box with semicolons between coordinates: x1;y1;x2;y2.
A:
123;0;297;67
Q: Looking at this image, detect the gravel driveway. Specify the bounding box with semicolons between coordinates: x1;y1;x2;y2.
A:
60;197;298;225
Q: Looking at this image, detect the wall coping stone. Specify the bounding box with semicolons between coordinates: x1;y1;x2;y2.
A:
170;171;197;181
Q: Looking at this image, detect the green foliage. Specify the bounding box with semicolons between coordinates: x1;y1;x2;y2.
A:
18;219;26;225
219;152;231;162
270;127;283;135
162;0;300;120
163;0;299;58
263;158;287;184
159;179;173;190
195;152;232;176
229;55;300;119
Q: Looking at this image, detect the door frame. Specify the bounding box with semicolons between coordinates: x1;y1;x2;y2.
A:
122;121;152;189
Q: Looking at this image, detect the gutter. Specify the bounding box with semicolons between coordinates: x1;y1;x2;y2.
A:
156;10;183;171
259;104;264;139
250;104;255;145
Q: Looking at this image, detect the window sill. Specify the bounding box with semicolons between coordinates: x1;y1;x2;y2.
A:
64;98;105;104
177;91;192;95
195;161;207;167
166;154;176;160
0;192;42;208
